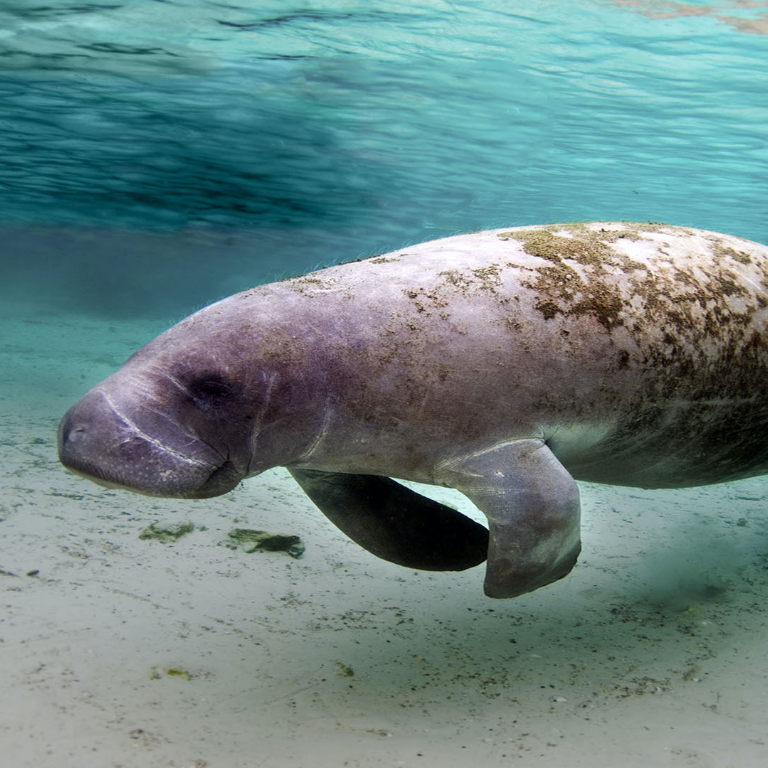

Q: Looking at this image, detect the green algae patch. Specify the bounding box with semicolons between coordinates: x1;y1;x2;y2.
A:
151;666;192;681
336;662;355;678
226;528;305;559
165;667;192;680
139;521;195;542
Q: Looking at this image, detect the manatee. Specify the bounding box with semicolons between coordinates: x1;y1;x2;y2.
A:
58;222;768;598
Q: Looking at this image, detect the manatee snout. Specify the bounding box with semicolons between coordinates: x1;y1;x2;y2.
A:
58;386;241;498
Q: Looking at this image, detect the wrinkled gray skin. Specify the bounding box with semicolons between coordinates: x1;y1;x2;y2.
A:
59;223;768;598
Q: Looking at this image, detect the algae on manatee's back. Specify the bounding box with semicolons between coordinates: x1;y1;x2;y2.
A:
226;528;305;559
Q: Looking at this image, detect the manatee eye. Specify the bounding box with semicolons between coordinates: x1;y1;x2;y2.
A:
187;374;236;410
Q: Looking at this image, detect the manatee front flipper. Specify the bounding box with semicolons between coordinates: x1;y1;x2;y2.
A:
436;439;581;598
287;468;489;571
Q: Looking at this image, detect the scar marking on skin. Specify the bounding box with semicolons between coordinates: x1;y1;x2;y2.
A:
96;388;216;469
296;398;334;463
251;372;279;438
144;403;228;463
245;372;281;474
161;373;196;399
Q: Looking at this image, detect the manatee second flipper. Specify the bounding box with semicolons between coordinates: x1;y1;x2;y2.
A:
435;439;581;598
287;468;488;571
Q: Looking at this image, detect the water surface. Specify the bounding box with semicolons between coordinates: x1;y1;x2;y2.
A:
1;0;766;316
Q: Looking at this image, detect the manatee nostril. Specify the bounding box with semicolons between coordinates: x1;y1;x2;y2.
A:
58;415;88;458
62;425;86;445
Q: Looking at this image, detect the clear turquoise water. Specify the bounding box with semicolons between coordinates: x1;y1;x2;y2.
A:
0;0;766;315
2;7;768;760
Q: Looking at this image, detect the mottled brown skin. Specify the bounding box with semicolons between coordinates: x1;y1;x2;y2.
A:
58;223;768;598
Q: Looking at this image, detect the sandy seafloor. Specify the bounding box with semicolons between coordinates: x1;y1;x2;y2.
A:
2;302;768;768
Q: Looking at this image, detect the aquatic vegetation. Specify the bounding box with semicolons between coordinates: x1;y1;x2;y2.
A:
138;521;195;542
226;528;305;559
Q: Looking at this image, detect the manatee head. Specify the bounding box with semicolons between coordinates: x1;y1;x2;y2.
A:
58;301;324;498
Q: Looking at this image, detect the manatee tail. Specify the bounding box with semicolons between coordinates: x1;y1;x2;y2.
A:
287;468;488;571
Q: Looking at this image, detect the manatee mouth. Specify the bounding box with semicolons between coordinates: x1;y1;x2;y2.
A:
61;451;136;492
62;454;242;499
58;394;243;499
187;459;242;498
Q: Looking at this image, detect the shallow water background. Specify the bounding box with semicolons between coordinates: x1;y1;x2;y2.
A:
2;3;768;767
0;0;766;316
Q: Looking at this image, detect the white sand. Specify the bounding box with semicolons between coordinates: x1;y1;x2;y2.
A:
2;303;768;767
